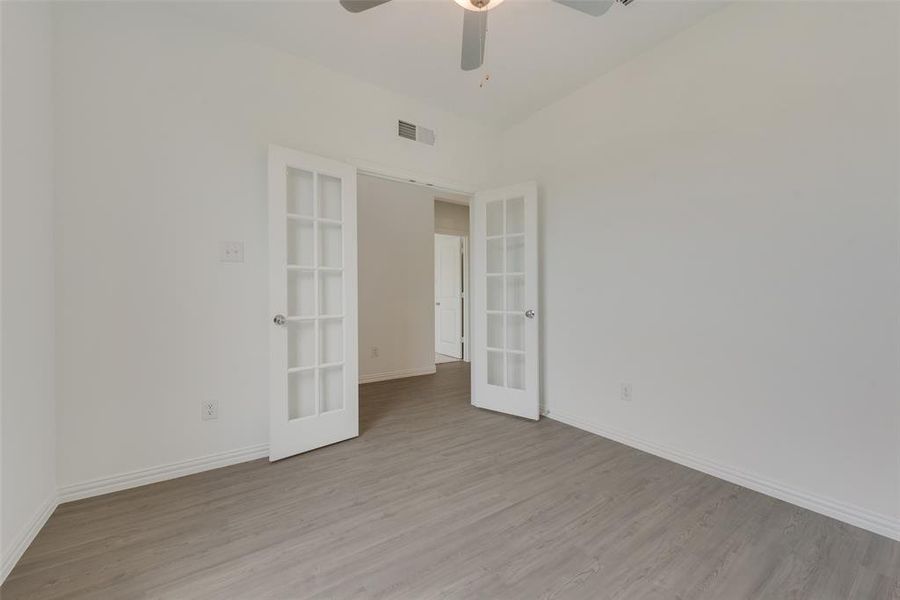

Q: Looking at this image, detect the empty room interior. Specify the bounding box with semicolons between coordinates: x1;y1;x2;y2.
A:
2;0;899;598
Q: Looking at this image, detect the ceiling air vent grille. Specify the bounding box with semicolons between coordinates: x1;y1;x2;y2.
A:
398;120;436;146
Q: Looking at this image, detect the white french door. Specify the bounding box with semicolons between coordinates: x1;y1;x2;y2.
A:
268;145;358;461
471;182;540;420
434;234;463;359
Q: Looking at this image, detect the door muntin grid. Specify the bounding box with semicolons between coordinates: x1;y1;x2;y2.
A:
485;196;526;391
285;167;346;420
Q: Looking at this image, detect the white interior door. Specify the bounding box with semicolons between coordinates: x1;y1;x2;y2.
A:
435;234;463;359
268;145;358;461
471;182;539;420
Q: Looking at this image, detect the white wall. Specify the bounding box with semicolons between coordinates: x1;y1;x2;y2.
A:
499;1;900;535
1;0;58;578
434;199;469;236
53;3;500;490
358;175;436;381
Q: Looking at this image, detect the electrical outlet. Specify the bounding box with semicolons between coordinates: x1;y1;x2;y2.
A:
370;346;379;358
202;400;219;421
620;383;632;402
220;241;244;263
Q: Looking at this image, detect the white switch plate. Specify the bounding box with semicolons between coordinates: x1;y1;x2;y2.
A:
202;399;218;421
220;241;244;263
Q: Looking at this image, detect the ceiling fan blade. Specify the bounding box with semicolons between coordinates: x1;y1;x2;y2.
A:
339;0;392;13
553;0;615;16
461;9;488;71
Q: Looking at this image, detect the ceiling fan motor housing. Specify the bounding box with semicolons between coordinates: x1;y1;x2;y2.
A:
455;0;505;11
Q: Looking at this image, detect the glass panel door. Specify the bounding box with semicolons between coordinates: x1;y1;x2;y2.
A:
269;146;358;461
471;182;539;420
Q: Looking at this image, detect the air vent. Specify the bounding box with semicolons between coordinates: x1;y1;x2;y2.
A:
398;120;417;141
398;120;436;146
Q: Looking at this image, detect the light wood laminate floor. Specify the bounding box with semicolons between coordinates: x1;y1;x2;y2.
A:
4;361;899;599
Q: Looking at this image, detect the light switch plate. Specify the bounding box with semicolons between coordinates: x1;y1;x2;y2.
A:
220;241;244;263
202;400;218;421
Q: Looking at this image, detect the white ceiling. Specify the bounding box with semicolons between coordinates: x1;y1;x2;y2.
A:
172;0;725;128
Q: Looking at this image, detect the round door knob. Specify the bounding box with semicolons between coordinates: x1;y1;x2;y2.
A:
525;309;535;319
273;314;287;326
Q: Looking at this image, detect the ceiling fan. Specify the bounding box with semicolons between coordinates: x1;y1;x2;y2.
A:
339;0;631;71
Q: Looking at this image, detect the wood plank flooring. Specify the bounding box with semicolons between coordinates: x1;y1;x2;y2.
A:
4;361;899;599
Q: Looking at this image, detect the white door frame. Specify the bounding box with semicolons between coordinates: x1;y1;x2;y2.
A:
351;158;478;198
462;235;470;363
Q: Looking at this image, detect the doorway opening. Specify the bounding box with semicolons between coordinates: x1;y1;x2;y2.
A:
356;174;470;385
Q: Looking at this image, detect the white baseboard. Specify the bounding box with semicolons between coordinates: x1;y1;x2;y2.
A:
57;443;269;503
1;491;59;585
359;366;436;384
543;408;900;542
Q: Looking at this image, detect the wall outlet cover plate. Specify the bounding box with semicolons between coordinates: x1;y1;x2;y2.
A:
220;241;244;263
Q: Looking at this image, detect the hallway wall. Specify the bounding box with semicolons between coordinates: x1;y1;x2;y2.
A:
434;200;469;237
358;175;436;383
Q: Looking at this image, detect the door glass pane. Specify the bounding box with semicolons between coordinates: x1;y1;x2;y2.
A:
318;174;342;221
319;223;343;268
319;271;343;316
287;321;315;369
486;275;504;311
506;197;524;235
287;220;315;267
287;270;315;317
506;235;524;273
487;238;504;274
487;350;504;387
288;370;316;420
506;275;524;311
319;319;343;364
286;168;314;217
487;313;504;349
486;200;504;237
506;314;524;351
321;366;344;412
507;352;525;390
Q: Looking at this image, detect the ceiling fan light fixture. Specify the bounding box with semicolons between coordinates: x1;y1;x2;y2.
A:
341;0;631;73
453;0;505;11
